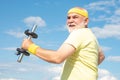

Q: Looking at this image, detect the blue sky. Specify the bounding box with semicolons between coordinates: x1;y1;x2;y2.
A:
0;0;120;80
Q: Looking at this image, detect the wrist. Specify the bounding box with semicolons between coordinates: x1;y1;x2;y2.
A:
28;43;39;55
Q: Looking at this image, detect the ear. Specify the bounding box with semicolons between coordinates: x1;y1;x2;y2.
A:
84;18;89;25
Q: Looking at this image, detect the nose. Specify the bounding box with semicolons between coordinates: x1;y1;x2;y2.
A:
67;17;74;23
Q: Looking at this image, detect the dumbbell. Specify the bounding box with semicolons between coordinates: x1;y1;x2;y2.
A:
16;25;38;63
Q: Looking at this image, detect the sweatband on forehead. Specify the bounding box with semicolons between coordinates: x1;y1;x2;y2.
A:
68;7;88;18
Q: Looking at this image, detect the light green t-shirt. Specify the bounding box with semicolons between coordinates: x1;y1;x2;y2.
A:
61;28;99;80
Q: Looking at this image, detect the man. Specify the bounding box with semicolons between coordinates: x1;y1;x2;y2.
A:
22;7;105;80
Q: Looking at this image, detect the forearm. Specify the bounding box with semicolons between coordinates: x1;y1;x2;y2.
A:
35;47;62;64
31;43;75;64
22;39;61;63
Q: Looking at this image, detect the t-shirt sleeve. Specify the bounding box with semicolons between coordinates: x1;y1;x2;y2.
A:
64;30;83;49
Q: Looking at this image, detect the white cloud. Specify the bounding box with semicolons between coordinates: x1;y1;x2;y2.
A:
85;0;116;14
0;62;62;80
49;65;62;80
52;76;60;80
50;67;118;80
0;47;16;51
0;78;21;80
98;68;117;80
89;8;120;24
91;24;120;39
85;0;120;40
106;56;120;62
0;62;118;80
17;67;29;72
5;16;46;38
5;29;24;38
48;65;62;73
23;16;46;27
115;8;120;16
101;46;112;52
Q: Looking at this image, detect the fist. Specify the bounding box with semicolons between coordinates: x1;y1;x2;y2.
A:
22;39;33;50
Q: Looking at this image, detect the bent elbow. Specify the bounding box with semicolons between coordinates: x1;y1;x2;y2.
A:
98;53;105;65
56;60;65;64
52;57;64;64
49;54;65;64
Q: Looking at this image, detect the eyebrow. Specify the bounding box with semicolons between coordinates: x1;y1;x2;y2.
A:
67;14;81;19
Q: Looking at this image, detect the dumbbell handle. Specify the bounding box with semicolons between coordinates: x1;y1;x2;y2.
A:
17;25;38;63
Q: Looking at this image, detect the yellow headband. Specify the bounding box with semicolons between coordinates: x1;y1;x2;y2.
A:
68;7;88;18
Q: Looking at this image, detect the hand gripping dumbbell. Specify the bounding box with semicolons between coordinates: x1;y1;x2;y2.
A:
16;25;38;63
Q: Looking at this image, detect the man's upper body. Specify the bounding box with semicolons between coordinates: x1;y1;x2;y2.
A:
61;28;99;80
22;7;105;80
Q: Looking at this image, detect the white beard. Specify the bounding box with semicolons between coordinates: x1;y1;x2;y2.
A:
67;21;86;33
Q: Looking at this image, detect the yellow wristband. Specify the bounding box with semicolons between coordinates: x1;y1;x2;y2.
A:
28;43;39;55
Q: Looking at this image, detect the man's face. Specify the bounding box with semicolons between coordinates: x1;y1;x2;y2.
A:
67;13;87;33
